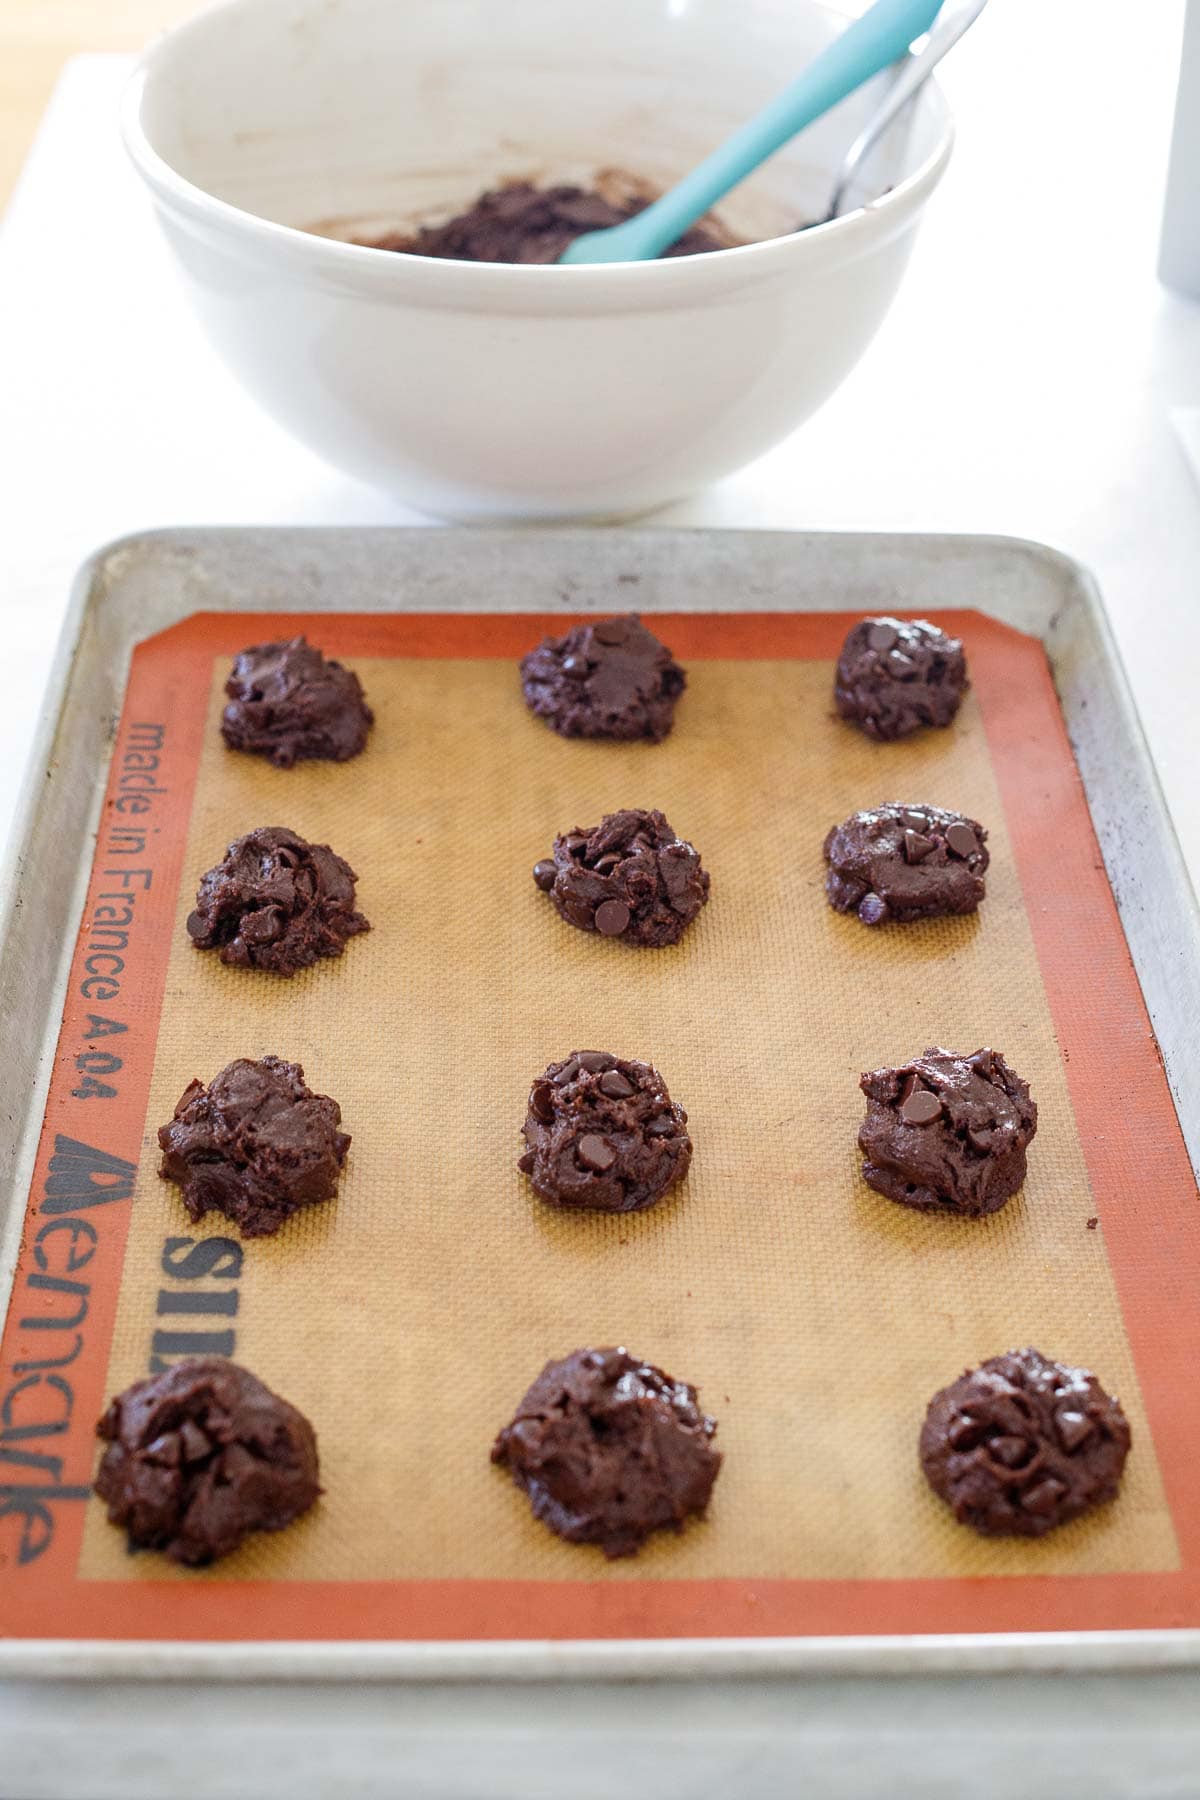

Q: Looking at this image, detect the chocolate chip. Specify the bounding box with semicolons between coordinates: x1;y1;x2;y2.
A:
599;1070;635;1099
577;1053;616;1073
577;1134;616;1172
179;1421;213;1464
945;823;979;860
887;650;917;678
645;1115;676;1138
867;621;899;652
553;1059;580;1086
857;893;888;926
592;853;622;873
240;905;285;946
903;830;935;864
564;835;588;855
902;811;929;832
1055;1408;1094;1453
968;1126;993;1152
594;899;631;937
899;1087;942;1125
1020;1476;1067;1516
989;1435;1033;1469
530;1081;556;1123
592;617;631;646
185;910;206;941
532;860;557;892
144;1431;182;1468
561;655;589;679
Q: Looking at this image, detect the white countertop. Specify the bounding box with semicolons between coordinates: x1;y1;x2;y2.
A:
2;7;1199;1792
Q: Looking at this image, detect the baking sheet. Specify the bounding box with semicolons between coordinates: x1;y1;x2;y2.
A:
1;528;1198;1677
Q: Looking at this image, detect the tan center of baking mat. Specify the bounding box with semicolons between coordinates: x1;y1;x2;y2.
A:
78;648;1176;1594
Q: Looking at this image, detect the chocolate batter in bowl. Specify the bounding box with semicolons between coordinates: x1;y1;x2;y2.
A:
362;176;737;265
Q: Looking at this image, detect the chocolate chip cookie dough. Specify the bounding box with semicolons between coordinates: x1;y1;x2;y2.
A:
520;1051;691;1213
534;808;709;946
835;616;968;741
94;1357;321;1565
158;1056;350;1238
920;1347;1131;1537
824;802;989;926
491;1347;721;1556
520;614;685;742
186;825;369;975
858;1046;1037;1217
221;636;373;767
365;181;730;264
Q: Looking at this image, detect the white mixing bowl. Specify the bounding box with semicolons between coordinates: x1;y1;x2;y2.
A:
123;0;953;521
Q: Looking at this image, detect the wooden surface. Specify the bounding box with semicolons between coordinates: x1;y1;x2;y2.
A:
0;0;191;208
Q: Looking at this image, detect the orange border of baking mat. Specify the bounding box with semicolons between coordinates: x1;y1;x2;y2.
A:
3;609;1198;1642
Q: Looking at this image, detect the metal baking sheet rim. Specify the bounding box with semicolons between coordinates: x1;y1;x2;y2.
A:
1;524;1197;1682
2;1629;1200;1682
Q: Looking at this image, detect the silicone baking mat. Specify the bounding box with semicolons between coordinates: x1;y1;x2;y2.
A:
3;607;1198;1642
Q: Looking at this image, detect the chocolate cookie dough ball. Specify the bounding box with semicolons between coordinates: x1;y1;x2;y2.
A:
835;616;968;741
94;1357;320;1565
520;614;685;742
824;802;989;926
186;825;369;976
520;1051;691;1214
920;1347;1131;1537
491;1347;721;1557
158;1056;350;1238
858;1046;1037;1217
221;636;373;767
534;808;710;947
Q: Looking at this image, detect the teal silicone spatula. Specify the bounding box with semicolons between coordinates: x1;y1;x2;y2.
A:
559;0;945;265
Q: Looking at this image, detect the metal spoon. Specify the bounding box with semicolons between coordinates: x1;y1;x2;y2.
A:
825;0;989;221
